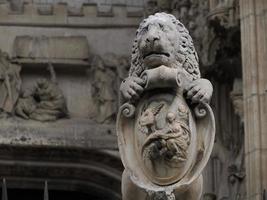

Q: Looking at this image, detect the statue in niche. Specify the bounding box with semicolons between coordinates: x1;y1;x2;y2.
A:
116;56;130;81
90;55;118;123
102;53;130;82
117;13;215;200
0;51;21;115
15;63;68;121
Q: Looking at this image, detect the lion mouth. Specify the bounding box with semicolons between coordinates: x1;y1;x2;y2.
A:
143;51;170;59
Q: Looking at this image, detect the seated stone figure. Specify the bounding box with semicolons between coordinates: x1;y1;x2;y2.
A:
15;64;68;121
117;13;215;200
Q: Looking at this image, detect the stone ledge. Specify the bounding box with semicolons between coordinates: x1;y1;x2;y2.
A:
0;15;141;28
0;2;143;18
0;118;117;149
0;2;143;28
0;148;122;198
14;58;90;67
0;119;122;196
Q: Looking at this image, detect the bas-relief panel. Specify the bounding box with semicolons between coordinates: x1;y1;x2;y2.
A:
0;35;130;148
0;52;67;121
20;65;92;119
89;54;129;123
0;27;136;62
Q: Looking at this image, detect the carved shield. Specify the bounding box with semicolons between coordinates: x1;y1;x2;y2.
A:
117;67;215;192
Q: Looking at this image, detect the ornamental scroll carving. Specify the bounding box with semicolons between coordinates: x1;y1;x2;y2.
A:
116;13;215;200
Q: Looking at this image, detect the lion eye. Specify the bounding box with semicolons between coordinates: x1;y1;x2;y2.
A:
159;23;165;30
140;26;149;35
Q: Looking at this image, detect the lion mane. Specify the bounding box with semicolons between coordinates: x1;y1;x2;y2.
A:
129;12;200;80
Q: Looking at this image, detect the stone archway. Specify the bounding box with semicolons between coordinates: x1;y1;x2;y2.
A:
0;148;123;200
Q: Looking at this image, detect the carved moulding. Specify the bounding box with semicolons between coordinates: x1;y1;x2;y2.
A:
117;66;215;198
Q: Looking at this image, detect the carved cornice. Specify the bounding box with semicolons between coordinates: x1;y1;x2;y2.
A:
0;2;143;28
12;35;90;67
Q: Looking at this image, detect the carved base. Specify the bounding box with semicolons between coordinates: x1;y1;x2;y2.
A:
121;170;203;200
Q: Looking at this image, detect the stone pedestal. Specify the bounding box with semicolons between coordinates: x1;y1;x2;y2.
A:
240;0;267;199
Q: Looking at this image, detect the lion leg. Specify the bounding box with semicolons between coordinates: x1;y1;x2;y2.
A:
174;175;203;200
122;170;147;200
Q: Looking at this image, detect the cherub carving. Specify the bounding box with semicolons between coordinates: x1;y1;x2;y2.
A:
142;111;190;164
139;103;164;134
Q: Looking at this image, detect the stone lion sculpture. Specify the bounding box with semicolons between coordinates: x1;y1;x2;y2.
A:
117;13;215;200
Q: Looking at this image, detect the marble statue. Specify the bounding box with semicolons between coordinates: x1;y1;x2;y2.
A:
117;13;215;200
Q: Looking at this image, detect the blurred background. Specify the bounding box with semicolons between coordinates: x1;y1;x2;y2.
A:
0;0;265;199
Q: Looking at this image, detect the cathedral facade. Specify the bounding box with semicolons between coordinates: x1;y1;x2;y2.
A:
0;0;265;199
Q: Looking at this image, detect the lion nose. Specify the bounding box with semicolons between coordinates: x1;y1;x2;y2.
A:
145;26;160;43
146;34;160;43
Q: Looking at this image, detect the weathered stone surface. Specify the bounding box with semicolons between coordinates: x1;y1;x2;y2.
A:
0;118;117;149
0;0;138;199
117;13;215;200
0;146;122;199
15;65;68;122
240;0;267;199
0;1;143;28
13;36;90;61
0;50;21;114
231;78;244;121
90;55;118;123
0;0;254;199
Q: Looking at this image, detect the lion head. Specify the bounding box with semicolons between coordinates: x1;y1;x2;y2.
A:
129;12;200;80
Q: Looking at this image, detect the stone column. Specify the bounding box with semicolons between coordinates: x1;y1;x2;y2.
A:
240;0;267;199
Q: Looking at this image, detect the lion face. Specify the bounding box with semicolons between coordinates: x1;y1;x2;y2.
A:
130;13;200;80
137;17;180;69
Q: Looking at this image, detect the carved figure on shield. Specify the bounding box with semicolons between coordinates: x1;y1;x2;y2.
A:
117;13;215;200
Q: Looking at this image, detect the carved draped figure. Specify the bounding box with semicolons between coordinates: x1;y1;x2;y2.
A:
0;52;21;114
